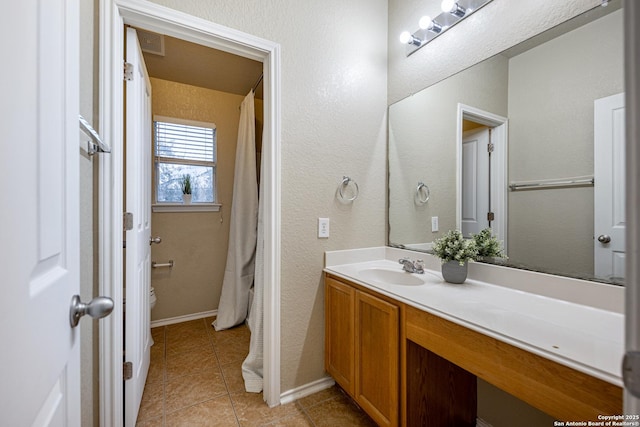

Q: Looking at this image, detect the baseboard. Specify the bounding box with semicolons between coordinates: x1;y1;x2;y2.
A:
150;309;217;328
280;376;336;405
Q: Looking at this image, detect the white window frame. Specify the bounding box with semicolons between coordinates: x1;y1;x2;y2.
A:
152;115;221;212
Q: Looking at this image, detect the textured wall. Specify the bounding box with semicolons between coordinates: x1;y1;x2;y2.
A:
146;0;389;392
149;78;264;321
507;9;624;276
388;0;601;105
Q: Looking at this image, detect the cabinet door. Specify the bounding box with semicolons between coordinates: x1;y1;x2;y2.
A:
325;277;355;394
355;290;399;427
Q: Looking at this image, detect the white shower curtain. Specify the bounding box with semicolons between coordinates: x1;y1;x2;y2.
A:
214;91;258;331
242;136;265;392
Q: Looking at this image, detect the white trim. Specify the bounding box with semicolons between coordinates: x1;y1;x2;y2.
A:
624;0;640;414
262;39;282;409
456;103;508;252
99;1;282;423
152;203;221;213
279;377;336;405
476;417;494;427
150;310;217;328
99;1;125;426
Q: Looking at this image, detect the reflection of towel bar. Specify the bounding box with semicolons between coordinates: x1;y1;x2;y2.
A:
416;182;430;204
509;177;594;191
152;260;174;268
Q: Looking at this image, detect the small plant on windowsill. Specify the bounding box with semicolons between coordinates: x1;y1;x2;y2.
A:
432;229;477;284
471;228;506;263
181;174;192;204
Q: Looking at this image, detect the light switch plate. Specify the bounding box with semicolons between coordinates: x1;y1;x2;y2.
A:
431;216;439;232
318;218;330;238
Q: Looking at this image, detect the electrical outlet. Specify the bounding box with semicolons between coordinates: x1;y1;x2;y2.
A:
318;218;330;238
431;216;439;232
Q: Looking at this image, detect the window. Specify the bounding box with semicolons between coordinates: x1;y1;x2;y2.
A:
154;116;217;205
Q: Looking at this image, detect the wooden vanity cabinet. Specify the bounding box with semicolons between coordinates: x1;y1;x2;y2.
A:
404;304;622;422
325;276;356;395
325;271;623;425
325;274;400;427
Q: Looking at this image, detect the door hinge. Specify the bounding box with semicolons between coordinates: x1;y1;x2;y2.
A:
623;351;640;397
487;212;495;221
123;361;133;381
124;212;133;231
124;61;133;81
487;143;495;153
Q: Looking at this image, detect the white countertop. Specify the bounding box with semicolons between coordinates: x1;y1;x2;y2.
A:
324;247;624;387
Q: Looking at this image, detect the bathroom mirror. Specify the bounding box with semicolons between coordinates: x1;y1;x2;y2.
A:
388;1;624;285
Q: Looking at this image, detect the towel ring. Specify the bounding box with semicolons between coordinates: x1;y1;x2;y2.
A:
416;182;430;204
339;176;359;202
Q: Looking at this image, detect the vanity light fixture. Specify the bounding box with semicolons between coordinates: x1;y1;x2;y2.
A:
400;0;494;57
419;15;442;34
441;0;467;17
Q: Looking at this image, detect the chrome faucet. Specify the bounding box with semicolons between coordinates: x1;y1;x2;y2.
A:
399;258;425;274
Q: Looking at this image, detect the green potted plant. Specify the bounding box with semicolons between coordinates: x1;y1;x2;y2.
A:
181;174;192;204
432;229;477;284
471;228;506;263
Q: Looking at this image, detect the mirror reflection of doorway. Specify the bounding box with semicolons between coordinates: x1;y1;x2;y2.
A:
457;104;508;251
461;125;491;237
594;92;626;282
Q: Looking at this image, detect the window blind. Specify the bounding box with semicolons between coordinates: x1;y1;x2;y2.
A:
155;121;216;162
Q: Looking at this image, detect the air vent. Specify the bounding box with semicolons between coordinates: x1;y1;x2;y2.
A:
136;29;165;56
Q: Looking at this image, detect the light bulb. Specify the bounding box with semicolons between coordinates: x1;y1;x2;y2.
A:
441;0;455;13
399;31;422;46
441;0;466;17
419;16;432;30
419;15;442;33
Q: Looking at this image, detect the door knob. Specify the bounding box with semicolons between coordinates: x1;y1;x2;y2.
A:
597;234;611;244
150;236;162;245
69;295;114;328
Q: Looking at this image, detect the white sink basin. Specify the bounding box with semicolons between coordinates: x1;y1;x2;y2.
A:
358;268;428;286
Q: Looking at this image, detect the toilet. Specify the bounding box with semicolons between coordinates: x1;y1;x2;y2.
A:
150;287;157;345
150;287;157;310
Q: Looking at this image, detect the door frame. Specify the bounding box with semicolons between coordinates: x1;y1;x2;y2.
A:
98;0;282;423
456;103;508;251
624;0;640;415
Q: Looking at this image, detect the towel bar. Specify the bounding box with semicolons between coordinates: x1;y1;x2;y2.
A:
79;114;110;155
152;260;174;268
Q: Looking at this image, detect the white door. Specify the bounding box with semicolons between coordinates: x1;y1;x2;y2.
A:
594;93;625;281
462;128;491;237
0;0;81;425
124;27;153;426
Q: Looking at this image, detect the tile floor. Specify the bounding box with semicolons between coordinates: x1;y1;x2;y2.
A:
136;317;376;426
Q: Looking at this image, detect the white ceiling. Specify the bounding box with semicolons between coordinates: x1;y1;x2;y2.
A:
137;29;264;99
